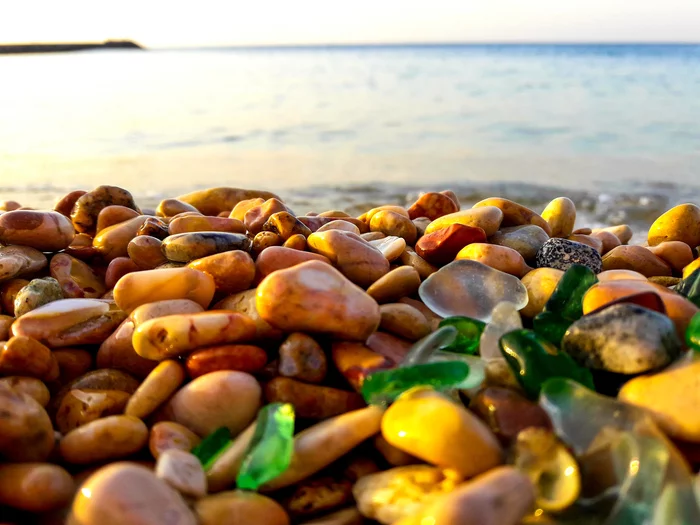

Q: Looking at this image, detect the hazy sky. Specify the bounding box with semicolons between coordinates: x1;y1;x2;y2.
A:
3;0;700;47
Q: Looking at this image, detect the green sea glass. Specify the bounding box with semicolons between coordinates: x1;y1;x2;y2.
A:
401;325;458;366
534;264;598;346
191;426;232;470
686;312;700;352
499;329;594;399
236;403;295;491
676;268;700;308
437;316;486;355
361;360;470;406
539;378;700;525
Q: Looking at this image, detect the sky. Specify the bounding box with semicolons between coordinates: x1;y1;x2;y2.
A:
3;0;700;47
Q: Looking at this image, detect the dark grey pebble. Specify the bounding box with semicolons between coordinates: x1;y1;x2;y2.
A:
562;303;681;375
536;238;602;273
161;232;252;263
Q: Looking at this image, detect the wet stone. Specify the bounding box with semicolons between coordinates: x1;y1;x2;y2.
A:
469;386;551;445
70;185;139;234
262;211;313;240
50;253;106;298
0;245;47;282
536;238;603;274
533;264;598;346
562;303;682;375
0;210;74;252
278;332;328;384
138;216;171;238
418;260;529;322
13;277;63;317
489;224;550;261
499;329;595;399
162;231;252;263
407;191;460;221
415;223;487;265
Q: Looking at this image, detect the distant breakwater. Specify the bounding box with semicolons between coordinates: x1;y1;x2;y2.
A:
0;40;143;54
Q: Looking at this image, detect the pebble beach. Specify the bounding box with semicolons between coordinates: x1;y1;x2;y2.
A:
0;185;698;524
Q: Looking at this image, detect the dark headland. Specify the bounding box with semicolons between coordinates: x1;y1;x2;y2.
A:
0;40;144;54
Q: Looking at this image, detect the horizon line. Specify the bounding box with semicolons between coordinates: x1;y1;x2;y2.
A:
163;40;700;50
4;39;700;49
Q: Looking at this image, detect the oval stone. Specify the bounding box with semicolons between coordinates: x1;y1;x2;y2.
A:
256;260;381;341
68;462;197;525
162;232;252;263
307;230;389;288
381;388;502;478
602;245;672;277
648;203;700;248
166;370;261;437
562;303;682;375
536;238;603;274
0;210;75;252
424;206;503;237
113;267;215;314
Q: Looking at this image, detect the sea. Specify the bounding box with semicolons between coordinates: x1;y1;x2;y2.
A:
1;44;699;236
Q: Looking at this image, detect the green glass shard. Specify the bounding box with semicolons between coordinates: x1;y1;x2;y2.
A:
676;268;700;308
236;402;295;491
191;426;232;470
499;329;595;399
534;264;598;346
401;325;458;366
687;312;700;352
438;316;486;355
362;360;469;406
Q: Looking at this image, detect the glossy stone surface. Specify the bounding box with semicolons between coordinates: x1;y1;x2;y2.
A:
237;402;295;491
489;224;550;261
256;260;381;341
533;264;598;346
536;238;603;274
602;245;673;278
499;329;594;399
415;224;487;265
162;232;252;263
13;277;63;317
419;260;528;322
562;303;682;375
470;386;551;446
361;361;470;406
541;197;576;238
619;354;700;442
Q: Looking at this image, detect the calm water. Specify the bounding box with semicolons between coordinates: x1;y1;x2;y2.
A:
1;44;700;231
